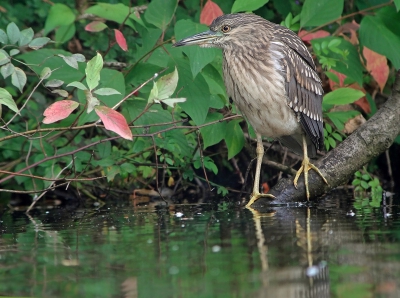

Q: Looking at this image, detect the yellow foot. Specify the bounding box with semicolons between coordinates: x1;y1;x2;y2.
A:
293;156;328;200
246;192;275;208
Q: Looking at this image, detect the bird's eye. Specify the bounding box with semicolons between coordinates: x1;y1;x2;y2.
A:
221;25;231;33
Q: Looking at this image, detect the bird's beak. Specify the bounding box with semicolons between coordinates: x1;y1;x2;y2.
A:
173;30;220;47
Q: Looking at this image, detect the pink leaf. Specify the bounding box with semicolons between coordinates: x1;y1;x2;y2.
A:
363;47;389;92
85;21;108;32
43;100;79;124
298;30;330;43
328;69;346;90
95;106;132;140
200;0;223;26
114;29;128;51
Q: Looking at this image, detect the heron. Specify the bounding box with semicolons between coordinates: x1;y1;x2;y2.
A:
174;13;328;207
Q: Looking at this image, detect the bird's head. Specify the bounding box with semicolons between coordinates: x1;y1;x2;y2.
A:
173;14;269;50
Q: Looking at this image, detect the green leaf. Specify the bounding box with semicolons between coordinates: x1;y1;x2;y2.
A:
93;88;121;96
225;120;245;159
151;67;179;102
359;8;400;69
362;174;370;181
323;87;365;106
18;49;83;84
176;58;211;125
85;53;103;91
44;3;76;35
144;0;178;31
0;29;8;44
72;53;86;62
159;98;186;107
325;111;360;131
29;37;51;50
328;137;336;148
51;89;69;97
11;67;27;93
67;81;88;90
0;87;19;114
352;178;361;186
368;178;379;187
97;141;112;159
360;180;369;189
312;37;363;85
325;122;332;134
301;0;344;27
200;113;227;149
6;22;20;44
85;3;136;30
58;54;78;69
9;49;20;56
45;79;64;88
0;50;8;65
325;71;339;84
1;63;14;79
174;20;218;78
55;23;76;44
201;64;227;103
19;28;34;46
395;0;400;11
204;157;218;175
231;0;269;13
40;67;52;79
332;132;343;141
134;28;162;63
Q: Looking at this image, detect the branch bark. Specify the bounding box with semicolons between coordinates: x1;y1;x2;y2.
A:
252;70;400;207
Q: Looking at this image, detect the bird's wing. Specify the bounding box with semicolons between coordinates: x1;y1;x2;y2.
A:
273;27;324;151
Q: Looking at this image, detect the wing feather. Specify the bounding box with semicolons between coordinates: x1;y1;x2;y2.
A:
273;26;324;151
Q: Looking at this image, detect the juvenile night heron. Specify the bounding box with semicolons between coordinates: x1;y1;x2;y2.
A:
174;13;328;206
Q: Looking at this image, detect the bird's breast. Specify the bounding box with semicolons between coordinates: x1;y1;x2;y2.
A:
223;52;301;138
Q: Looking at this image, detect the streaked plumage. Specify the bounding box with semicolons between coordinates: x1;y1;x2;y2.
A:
174;13;328;206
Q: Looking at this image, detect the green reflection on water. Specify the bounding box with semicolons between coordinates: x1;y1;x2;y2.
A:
0;195;399;298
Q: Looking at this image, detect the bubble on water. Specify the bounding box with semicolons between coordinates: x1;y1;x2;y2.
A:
306;266;320;277
212;245;221;253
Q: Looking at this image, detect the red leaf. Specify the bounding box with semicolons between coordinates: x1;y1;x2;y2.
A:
95;106;132;140
85;21;108;32
114;29;128;51
43;100;79;124
328;69;346;90
298;30;330;43
363;47;389;92
328;70;371;114
354;97;371;114
200;0;223;26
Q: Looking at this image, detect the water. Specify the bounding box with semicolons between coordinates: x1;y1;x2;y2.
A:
1;192;399;298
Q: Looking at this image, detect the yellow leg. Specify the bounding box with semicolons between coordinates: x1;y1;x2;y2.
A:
246;134;275;207
293;134;329;200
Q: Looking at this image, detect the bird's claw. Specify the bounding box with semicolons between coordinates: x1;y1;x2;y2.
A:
293;157;328;200
246;192;275;208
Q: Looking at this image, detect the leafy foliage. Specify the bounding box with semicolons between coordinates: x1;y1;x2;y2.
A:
0;0;398;204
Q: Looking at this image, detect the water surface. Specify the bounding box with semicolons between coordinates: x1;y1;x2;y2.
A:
1;193;399;297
